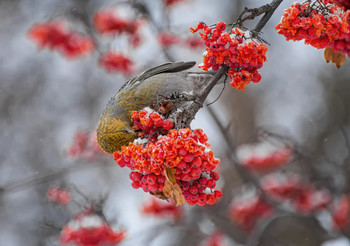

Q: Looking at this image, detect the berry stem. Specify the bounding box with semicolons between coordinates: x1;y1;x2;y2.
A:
254;0;284;33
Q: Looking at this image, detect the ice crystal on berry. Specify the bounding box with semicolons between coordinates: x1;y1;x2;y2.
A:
60;213;125;246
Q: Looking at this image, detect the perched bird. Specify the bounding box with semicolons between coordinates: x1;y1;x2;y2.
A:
97;61;219;154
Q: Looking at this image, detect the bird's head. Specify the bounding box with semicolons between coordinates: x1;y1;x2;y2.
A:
97;117;137;154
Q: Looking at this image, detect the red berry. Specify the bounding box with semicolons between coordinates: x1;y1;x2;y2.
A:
130;172;142;181
210;171;219;181
206;194;216;205
189;185;198;195
207;179;216;189
131;181;141;189
214;190;223;198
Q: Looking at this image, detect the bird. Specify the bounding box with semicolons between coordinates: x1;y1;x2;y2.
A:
96;61;221;154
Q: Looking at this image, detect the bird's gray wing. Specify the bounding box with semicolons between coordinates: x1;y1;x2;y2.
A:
119;61;196;92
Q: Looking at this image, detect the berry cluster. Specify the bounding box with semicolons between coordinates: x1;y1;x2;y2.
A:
98;52;134;76
229;192;272;231
262;173;331;213
113;110;222;206
165;0;186;8
202;231;226;246
332;195;350;230
131;108;174;140
324;0;350;10
47;186;71;205
230;173;333;231
67;130;106;161
276;2;350;56
141;198;184;221
60;212;125;246
237;142;292;172
191;22;268;91
157;32;204;49
27;21;94;58
94;10;139;35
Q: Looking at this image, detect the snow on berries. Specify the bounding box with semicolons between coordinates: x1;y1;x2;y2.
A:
113;109;222;206
236;141;292;172
324;0;350;10
191;21;268;91
59;212;125;246
276;2;350;57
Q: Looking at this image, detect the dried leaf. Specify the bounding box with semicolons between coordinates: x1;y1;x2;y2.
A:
151;191;168;200
324;47;346;68
163;167;185;206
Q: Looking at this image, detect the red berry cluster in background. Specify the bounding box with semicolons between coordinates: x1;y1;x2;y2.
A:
324;0;350;10
229;190;273;231
113;110;222;206
201;231;226;246
332;195;350;230
47;186;71;205
191;22;268;91
141;197;184;221
60;212;125;246
276;2;350;56
262;173;331;213
157;32;204;49
27;21;94;58
229;172;333;231
67;130;106;161
98;52;134;76
237;143;292;172
164;0;186;8
93;10;141;48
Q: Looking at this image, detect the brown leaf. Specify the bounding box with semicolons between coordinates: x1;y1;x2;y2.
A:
163;167;185;206
151;191;168;200
324;47;347;68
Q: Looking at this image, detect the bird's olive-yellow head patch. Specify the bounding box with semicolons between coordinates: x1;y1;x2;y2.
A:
97;117;136;154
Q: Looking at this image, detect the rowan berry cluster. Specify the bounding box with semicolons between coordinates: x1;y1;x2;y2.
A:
324;0;350;10
191;22;268;91
165;0;186;8
113;110;222;206
27;21;94;58
230;173;333;231
93;10;141;48
157;32;204;49
141;198;184;221
98;52;134;76
47;186;71;205
202;231;226;246
60;212;125;246
131;108;174;140
229;190;272;231
262;173;331;213
237;143;292;172
67;130;106;161
332;196;350;230
276;2;350;56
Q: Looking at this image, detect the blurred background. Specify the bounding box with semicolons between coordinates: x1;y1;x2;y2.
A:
1;0;350;245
